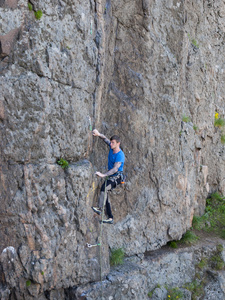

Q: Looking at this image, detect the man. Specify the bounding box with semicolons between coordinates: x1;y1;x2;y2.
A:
92;129;125;224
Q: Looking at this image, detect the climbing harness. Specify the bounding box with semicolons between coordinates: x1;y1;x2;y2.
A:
121;174;126;184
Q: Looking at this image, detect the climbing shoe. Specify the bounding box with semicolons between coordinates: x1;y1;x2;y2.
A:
92;207;102;215
101;218;113;224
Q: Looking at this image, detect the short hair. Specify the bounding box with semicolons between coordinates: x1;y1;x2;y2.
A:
110;135;121;143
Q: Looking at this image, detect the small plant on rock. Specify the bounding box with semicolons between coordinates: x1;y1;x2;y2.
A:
168;241;178;248
28;2;33;10
110;248;124;266
35;10;43;20
28;2;43;20
193;192;225;239
210;254;224;270
191;39;199;48
221;134;225;144
193;124;198;132
214;112;225;128
187;33;199;49
215;112;219;119
166;287;183;299
209;244;225;270
183;280;204;299
57;158;69;169
179;130;183;136
147;284;161;298
147;291;153;298
182;114;191;123
192;215;205;230
196;258;208;270
180;230;199;245
26;280;31;287
214;117;225;128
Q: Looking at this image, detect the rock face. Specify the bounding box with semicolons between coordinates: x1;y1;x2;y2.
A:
73;238;225;300
1;0;225;298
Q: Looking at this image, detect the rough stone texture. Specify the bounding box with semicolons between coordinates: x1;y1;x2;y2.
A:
104;0;225;255
72;238;225;299
1;0;225;298
0;161;110;298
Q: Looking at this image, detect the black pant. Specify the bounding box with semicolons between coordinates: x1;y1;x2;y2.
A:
98;175;122;219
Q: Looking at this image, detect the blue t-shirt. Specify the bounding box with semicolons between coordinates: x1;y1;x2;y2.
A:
108;149;125;172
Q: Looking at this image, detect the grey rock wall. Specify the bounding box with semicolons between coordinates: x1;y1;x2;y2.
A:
1;0;225;298
70;238;225;299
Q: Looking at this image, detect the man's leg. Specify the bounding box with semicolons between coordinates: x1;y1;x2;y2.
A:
103;176;122;220
98;178;114;210
92;175;122;222
105;199;113;219
92;178;113;215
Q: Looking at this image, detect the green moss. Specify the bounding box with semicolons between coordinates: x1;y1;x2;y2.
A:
197;258;207;270
110;248;124;266
193;192;225;238
166;287;183;299
193;124;198;132
168;241;178;248
147;291;153;298
35;10;43;20
192;215;205;230
179;130;183;136
210;255;224;270
180;230;199;245
211;192;225;202
214;117;225;128
57;158;69;169
26;280;31;287
28;2;33;11
147;284;161;298
221;134;225;144
184;280;204;298
220;230;225;239
182;115;191;123
192;39;199;48
217;244;223;252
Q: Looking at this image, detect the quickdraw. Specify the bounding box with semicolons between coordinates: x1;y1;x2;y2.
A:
86;243;101;248
88;115;92;131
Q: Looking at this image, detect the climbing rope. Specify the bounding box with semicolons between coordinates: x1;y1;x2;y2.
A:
90;20;93;35
99;177;108;300
86;177;108;300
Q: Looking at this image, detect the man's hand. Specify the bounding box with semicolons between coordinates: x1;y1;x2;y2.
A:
92;129;110;146
95;171;106;178
93;129;100;137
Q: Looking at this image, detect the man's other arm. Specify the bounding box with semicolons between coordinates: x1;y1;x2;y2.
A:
95;162;121;178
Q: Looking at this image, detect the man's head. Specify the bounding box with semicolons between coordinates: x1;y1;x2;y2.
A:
110;135;121;150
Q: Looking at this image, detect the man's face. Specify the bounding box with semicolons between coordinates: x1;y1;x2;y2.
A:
110;139;120;149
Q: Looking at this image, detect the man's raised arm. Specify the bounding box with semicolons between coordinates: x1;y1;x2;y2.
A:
92;129;110;146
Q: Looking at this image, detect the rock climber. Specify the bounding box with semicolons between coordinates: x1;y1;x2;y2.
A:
91;129;125;224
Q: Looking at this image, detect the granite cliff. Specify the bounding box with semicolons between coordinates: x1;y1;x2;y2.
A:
1;0;225;299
